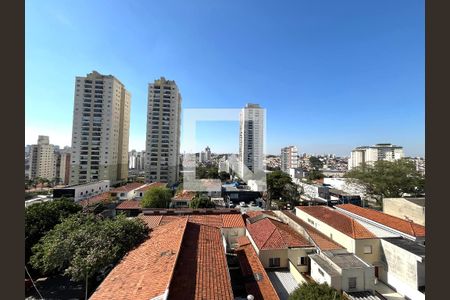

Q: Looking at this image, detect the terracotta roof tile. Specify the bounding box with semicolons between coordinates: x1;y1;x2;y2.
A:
138;215;163;229
247;218;314;250
236;237;280;300
222;214;245;228
110;182;145;193
281;211;344;251
116;200;141;210
336;204;426;237
168;223;234;300
78;192;110;208
297;206;376;239
90;218;188;300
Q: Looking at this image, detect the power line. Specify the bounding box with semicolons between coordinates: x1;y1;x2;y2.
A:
25;265;44;300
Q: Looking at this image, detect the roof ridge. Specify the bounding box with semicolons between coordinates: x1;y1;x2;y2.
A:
260;222;277;249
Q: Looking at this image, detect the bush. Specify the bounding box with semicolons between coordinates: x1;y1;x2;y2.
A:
141;186;173;208
289;282;344;300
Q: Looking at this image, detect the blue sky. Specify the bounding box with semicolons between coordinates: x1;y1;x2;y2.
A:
25;0;424;156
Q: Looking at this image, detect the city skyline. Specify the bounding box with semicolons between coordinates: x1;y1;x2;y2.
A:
26;0;424;157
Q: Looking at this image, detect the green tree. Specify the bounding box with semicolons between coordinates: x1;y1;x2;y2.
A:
189;194;215;208
25;198;82;268
345;159;425;205
309;156;324;170
266;170;300;209
141;186;173;208
289;282;344;300
218;171;230;182
307;169;325;181
30;213;148;282
196;166;219;179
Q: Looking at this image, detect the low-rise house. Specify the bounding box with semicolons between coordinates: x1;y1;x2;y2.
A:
309;250;375;293
334;204;425;243
115;200;142;217
109;182;147;201
382;197;425;226
245;213;316;283
52;180;110;202
90;218;235;300
171;191;196;208
133;182;166;199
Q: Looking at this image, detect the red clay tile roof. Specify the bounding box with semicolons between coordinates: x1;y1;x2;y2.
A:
135;182;166;192
247;218;314;250
138;213;245;230
172;191;197;201
236;237;280;300
335;204;426;238
168;222;234;300
280;211;344;251
244;210;276;218
110;182;146;193
90;218;188;300
297;206;376;239
78;192;110;207
116;200;141;210
222;214;245;228
138;215;163;229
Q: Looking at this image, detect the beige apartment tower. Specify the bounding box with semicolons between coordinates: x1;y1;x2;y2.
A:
348;143;404;170
281;145;299;172
145;77;181;184
70;71;131;185
28;135;56;180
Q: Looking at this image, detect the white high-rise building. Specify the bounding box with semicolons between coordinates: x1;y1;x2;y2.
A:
281;146;299;172
70;71;131;185
145;77;181;184
205;146;211;161
239;103;265;178
348;143;404;170
28;135;56;180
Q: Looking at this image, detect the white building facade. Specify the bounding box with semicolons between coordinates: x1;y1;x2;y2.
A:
281;146;299;173
348;143;404;170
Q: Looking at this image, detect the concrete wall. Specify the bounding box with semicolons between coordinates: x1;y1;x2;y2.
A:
383;198;425;226
380;239;424;300
222;227;246;250
310;258;341;291
289;261;308;285
340;267;374;292
287;248;314;273
354;238;382;266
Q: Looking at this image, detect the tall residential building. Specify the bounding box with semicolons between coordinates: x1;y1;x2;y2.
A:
205;146;211;161
28;136;56;180
348;143;404;170
145;77;181;184
129;150;137;169
70;71;131;185
239;103;265;178
281;146;299;172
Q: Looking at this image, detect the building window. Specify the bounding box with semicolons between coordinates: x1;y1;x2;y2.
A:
363;245;372;254
348;277;357;289
269;258;280;267
298;257;307;266
318;268;324;276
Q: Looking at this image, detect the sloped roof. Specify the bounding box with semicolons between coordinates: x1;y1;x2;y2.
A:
138;213;245;230
336;204;425;238
236;237;280;300
247;218;314;250
90;218;188;300
116;200;141;210
78;192;110;207
135;182;166;192
110;182;145;193
280;211;344;251
168;223;234;299
296;206;376;239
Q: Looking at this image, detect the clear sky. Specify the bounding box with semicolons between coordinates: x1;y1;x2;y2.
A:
25;0;425;157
